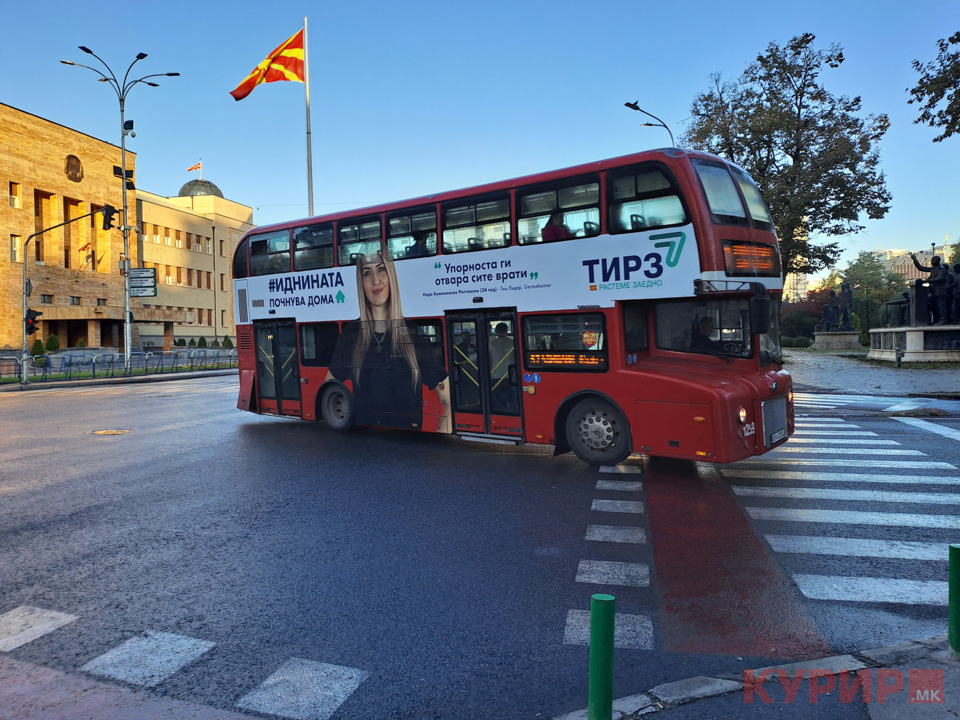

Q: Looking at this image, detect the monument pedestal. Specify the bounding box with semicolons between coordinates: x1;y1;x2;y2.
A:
812;331;862;351
869;325;960;362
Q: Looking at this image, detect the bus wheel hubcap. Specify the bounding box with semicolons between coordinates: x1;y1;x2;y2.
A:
580;413;613;449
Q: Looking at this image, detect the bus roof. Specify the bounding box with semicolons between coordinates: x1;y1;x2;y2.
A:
247;147;726;237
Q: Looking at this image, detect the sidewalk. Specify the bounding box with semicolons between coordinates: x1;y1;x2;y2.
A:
0;367;238;393
555;635;957;718
784;349;960;398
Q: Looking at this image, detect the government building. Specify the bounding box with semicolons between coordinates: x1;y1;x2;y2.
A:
0;103;254;354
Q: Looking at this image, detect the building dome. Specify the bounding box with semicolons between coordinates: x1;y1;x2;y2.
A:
177;178;224;198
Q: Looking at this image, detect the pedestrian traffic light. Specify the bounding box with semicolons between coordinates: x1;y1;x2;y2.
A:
102;205;118;230
25;309;42;335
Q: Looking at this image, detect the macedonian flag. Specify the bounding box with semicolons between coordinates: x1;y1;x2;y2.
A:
230;29;305;101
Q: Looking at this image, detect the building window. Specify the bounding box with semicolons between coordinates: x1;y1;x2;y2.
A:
41;294;53;303
70;296;81;306
97;298;107;306
175;230;183;248
9;182;21;208
206;271;212;289
219;239;225;256
206;239;212;254
220;273;226;291
221;309;227;326
10;235;22;262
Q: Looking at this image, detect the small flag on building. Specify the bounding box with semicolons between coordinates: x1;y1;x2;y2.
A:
187;161;202;172
229;29;305;101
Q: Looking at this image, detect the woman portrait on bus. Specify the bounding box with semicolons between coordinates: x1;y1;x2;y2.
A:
325;243;451;433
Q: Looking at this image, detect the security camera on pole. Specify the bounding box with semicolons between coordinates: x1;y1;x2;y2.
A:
61;48;178;375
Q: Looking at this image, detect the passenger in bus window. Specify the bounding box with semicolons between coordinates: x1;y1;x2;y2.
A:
325;243;451;433
542;210;574;242
405;231;434;258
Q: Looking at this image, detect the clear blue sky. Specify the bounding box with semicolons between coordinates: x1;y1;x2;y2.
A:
4;1;958;277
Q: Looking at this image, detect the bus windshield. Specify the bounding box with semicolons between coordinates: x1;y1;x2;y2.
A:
656;298;760;359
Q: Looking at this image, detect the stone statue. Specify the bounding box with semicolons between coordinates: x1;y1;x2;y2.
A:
839;282;855;330
826;290;841;331
911;254;949;325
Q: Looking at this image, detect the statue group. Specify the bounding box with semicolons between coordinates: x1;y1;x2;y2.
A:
816;282;856;332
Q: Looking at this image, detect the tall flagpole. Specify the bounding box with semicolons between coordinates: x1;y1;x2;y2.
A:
304;16;314;217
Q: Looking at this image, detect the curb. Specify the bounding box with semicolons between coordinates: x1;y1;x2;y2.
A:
551;635;953;719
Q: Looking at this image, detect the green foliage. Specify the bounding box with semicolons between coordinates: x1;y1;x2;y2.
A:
210;339;221;348
683;33;891;277
75;338;86;348
949;244;960;268
45;334;60;352
908;32;960;143
222;335;234;349
188;338;197;347
30;339;45;356
842;251;906;336
175;338;186;346
197;336;208;348
794;337;811;348
781;337;795;347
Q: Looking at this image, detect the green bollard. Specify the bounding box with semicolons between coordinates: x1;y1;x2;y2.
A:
588;593;616;720
950;545;960;659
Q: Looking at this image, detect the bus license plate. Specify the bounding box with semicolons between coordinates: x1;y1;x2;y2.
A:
770;428;787;443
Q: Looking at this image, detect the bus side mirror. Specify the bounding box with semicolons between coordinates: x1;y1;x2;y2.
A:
750;295;770;334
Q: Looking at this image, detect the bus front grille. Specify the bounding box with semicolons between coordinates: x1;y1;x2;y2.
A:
761;396;788;448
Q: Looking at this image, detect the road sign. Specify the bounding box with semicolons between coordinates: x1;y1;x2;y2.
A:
129;277;157;288
130;286;158;297
129;268;156;279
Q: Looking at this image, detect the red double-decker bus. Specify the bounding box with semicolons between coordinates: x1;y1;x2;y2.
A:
231;148;792;465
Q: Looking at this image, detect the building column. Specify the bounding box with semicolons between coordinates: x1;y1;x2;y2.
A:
87;319;101;348
163;322;174;351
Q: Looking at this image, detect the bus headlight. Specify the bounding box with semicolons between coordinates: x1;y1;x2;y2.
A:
738;407;747;424
788;390;794;404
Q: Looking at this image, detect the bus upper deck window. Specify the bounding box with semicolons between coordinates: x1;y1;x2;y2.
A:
442;194;510;254
692;160;749;226
294;222;334;271
518;176;600;245
338;217;383;265
248;232;291;276
388;207;438;259
607;164;687;234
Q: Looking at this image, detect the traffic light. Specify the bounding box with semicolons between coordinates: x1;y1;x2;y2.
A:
102;204;118;230
25;309;42;335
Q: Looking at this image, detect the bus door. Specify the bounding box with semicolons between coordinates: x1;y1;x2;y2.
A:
446;311;523;437
254;320;301;416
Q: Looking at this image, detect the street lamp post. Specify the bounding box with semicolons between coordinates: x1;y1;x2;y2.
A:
624;101;676;147
61;48;178;375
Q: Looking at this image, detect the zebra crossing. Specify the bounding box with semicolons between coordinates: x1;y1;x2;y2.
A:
0;606;367;720
563;465;655;651
722;415;959;608
793;392;933;414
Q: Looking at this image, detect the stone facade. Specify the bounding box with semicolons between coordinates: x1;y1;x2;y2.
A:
1;103;253;354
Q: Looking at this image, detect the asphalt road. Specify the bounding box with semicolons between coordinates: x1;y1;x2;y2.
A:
0;378;956;719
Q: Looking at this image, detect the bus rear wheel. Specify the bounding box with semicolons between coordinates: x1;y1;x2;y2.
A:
565;398;631;466
320;385;354;432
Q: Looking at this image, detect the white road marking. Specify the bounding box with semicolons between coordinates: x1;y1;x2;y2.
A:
599;465;643;474
793;430;879;437
575;560;650;587
737;459;956;469
591;499;645;514
795;418;850;422
793;574;948;605
585;525;646;544
765;535;948;561
883;400;927;413
746;507;960;529
596;479;643;492
0;606;78;652
785;438;900;445
236;658;369;720
894;417;960;443
722;469;960;486
81;631;215;687
733;485;960;505
563;610;653;649
766;447;923;455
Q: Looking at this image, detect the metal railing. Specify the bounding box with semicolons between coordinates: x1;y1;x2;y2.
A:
0;349;237;384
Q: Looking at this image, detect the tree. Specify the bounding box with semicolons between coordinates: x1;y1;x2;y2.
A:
197;336;208;348
908;32;960;143
841;251;905;341
683;33;891;278
45;334;60;353
222;335;234;349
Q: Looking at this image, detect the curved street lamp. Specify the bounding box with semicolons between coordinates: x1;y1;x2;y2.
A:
61;48;178;375
624;101;676;147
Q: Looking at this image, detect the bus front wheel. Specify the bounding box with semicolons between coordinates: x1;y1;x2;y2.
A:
320;385;354;432
565;398;631;466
